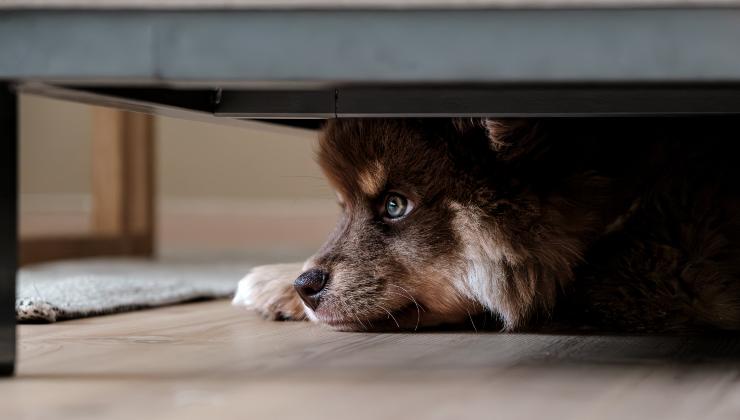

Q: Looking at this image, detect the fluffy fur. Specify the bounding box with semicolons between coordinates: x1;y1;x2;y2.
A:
234;118;740;333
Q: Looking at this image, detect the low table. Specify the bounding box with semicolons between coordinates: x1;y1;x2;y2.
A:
3;0;740;375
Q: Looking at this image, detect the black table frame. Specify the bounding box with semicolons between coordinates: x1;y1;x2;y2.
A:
1;82;17;376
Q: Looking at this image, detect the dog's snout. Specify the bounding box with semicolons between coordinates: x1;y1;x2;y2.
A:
294;268;329;310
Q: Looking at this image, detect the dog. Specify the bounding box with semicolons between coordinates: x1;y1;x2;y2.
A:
233;118;740;333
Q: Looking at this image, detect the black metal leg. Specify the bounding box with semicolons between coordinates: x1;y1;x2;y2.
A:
0;83;16;376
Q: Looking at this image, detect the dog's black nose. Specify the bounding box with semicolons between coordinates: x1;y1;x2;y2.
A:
294;268;329;310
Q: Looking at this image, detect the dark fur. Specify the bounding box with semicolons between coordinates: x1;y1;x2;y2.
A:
242;117;740;333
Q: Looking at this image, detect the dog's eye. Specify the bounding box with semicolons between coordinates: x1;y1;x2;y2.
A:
383;193;413;220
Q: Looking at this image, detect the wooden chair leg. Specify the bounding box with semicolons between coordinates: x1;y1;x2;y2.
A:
92;107;156;256
19;107;156;266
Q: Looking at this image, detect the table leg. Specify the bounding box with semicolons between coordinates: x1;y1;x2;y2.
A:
0;83;17;376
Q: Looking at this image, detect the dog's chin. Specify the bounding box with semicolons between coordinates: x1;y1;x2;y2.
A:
310;302;441;332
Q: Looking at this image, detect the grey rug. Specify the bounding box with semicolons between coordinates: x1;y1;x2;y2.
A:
16;258;249;322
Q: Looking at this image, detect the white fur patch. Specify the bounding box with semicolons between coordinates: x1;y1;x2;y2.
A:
449;201;521;329
232;272;258;307
232;263;304;308
303;303;319;322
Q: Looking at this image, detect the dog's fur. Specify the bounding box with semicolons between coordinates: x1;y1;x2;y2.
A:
234;118;740;333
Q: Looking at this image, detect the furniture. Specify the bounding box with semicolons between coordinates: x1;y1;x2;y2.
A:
3;0;740;376
19;108;155;266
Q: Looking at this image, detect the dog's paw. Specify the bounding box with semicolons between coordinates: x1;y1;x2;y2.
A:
232;263;307;321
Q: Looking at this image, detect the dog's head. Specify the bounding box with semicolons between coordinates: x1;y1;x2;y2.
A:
296;119;608;331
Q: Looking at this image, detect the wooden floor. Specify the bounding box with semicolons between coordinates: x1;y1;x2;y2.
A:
4;301;740;419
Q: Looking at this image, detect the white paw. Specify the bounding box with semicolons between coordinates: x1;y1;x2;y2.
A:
233;263;307;321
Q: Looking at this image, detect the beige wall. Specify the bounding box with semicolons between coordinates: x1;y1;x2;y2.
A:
19;94;337;255
157;114;331;200
19;95;92;196
20;94;332;200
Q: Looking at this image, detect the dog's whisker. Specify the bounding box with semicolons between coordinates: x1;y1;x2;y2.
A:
339;300;367;331
451;288;483;332
414;307;420;331
375;304;401;329
384;291;413;302
364;313;375;330
466;308;478;333
387;284;426;313
387;284;422;331
352;312;368;331
384;290;422;330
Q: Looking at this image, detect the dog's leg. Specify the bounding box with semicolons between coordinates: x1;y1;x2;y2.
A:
232;263;307;321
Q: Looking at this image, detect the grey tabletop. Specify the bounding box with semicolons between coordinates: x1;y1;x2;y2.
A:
1;1;740;86
4;0;740;9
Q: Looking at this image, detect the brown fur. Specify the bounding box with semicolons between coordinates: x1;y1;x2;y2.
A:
234;117;740;333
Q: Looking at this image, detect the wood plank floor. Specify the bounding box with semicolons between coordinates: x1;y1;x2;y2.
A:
3;300;740;420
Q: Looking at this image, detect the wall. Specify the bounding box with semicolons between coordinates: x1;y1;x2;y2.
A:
19;94;337;258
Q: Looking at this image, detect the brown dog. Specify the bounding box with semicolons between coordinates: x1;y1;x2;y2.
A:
233;118;740;332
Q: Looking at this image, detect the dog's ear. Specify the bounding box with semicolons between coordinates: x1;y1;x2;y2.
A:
483;119;544;161
450;118;545;161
